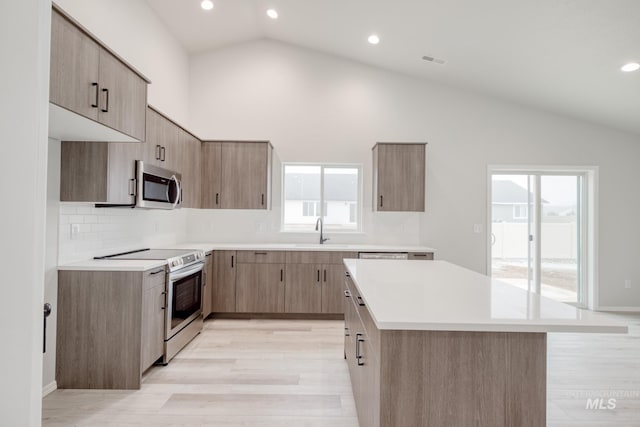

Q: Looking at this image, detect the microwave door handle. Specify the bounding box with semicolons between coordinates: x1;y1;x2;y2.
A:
171;175;181;208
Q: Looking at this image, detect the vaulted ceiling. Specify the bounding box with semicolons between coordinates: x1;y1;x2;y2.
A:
145;0;640;135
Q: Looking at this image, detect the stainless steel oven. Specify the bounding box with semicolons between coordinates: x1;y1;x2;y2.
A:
164;259;204;363
136;160;182;209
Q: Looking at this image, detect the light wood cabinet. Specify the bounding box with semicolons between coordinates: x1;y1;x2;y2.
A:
50;6;148;142
201;142;222;208
284;251;357;314
236;251;285;312
180;129;201;208
373;143;426;212
201;141;273;210
141;267;166;371
212;251;236;312
144;107;180;170
285;264;322;313
60;141;139;204
57;266;166;389
408;252;434;260
202;252;213;319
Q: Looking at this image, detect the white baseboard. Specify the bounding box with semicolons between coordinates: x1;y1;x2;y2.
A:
595;306;640;313
42;381;57;397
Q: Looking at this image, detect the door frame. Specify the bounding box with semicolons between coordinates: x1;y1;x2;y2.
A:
486;165;599;309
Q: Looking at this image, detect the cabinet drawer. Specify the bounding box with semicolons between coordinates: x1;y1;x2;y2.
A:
345;274;380;357
408;252;434;260
236;250;286;264
286;251;358;264
143;266;166;290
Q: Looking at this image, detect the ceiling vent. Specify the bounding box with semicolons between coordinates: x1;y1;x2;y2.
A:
422;55;446;65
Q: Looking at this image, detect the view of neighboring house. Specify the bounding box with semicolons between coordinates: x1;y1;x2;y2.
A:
284;172;358;229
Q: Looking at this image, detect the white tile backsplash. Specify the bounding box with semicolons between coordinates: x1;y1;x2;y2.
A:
58;203;188;264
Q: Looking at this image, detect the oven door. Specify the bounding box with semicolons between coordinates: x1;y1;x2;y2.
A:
166;262;203;340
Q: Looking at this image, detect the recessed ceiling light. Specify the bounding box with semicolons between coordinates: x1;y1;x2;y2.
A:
201;0;214;11
266;9;278;19
368;34;380;45
621;62;640;72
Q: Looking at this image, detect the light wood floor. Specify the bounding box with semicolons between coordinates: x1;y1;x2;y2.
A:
43;315;640;426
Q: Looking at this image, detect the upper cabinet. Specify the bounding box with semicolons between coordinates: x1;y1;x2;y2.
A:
372;143;427;212
201;141;273;210
49;6;148;142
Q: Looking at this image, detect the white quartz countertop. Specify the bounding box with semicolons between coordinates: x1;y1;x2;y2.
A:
344;259;628;334
167;242;435;253
58;242;435;271
58;259;167;272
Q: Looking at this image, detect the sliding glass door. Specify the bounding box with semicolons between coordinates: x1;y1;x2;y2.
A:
491;172;585;306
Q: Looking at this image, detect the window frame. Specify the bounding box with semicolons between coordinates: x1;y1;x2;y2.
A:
281;162;363;233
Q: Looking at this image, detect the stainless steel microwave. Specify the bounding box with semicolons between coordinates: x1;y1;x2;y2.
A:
135;161;182;209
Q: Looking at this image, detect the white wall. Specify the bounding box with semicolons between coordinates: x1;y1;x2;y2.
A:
43;139;60;394
0;0;50;424
188;40;640;308
58;204;188;264
53;0;190;124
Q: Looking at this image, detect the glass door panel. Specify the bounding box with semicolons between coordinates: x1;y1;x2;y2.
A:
491;174;533;292
540;175;580;304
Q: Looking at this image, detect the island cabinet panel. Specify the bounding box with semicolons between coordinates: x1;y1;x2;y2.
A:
235;263;285;313
343;274;546;427
212;251;236;313
373;143;426;212
57;269;157;390
202;252;213;318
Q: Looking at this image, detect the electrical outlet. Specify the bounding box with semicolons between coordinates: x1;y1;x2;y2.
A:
624;279;632;289
70;224;80;239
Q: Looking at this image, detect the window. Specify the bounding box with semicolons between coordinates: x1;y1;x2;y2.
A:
513;204;528;219
283;164;361;232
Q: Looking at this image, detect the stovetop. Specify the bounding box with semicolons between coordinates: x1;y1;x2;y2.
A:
94;248;206;272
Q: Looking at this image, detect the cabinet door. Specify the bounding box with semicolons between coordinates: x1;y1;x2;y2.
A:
202;252;213;318
221;142;269;209
285;264;322;313
212;251;236;312
236;264;285;313
97;48;147;141
143;108;164;166
201;142;222;209
179;130;201;208
375;144;425;212
106;142;141;204
50;10;100;122
321;264;346;314
141;275;165;371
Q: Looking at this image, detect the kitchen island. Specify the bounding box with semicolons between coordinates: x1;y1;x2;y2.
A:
342;259;627;427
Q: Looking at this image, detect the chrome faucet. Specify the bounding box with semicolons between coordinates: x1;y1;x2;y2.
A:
315;217;329;244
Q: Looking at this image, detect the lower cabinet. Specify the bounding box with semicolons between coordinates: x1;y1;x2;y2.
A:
202;251;213;318
141;267;166;371
236;263;285;312
285;264;322;313
212;250;236;312
57;266;167;390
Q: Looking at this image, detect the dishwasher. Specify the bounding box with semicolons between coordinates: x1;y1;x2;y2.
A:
358;252;409;260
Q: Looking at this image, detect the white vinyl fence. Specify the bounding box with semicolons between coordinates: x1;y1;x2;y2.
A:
491;222;577;260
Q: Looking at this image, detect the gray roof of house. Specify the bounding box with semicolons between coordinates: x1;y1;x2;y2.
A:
285;174;357;201
492;180;547;204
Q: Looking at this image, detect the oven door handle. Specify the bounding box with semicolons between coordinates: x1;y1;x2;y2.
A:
171;175;181;208
170;264;203;281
